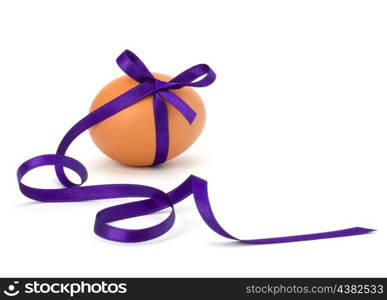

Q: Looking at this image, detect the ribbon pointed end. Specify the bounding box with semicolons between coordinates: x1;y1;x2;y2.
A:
352;227;376;234
187;112;197;124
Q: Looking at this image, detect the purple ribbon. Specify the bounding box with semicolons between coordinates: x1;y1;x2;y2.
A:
16;50;374;244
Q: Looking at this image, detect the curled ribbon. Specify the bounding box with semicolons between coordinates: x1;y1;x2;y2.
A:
17;50;374;243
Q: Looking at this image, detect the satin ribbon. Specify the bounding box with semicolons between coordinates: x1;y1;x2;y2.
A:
16;50;374;243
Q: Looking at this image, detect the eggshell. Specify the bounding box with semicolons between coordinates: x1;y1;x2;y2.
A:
89;73;206;166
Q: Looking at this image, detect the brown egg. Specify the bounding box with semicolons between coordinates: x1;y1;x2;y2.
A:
89;73;206;166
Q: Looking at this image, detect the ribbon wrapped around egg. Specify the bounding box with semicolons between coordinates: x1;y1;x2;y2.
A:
16;50;374;243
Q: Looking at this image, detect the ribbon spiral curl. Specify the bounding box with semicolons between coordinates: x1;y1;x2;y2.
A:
17;50;374;243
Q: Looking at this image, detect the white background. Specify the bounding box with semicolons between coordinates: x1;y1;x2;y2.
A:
0;0;386;277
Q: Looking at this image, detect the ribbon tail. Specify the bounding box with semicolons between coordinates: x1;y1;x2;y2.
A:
17;156;375;244
159;90;197;124
168;175;376;244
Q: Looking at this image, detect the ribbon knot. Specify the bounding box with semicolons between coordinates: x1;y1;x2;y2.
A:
153;79;170;92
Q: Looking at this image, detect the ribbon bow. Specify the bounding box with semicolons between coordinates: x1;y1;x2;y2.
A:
16;50;374;243
116;50;216;165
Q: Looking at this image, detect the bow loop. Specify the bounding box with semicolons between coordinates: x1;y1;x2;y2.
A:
116;50;155;83
170;64;216;88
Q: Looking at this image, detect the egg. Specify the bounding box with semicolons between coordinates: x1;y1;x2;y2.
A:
89;73;206;166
